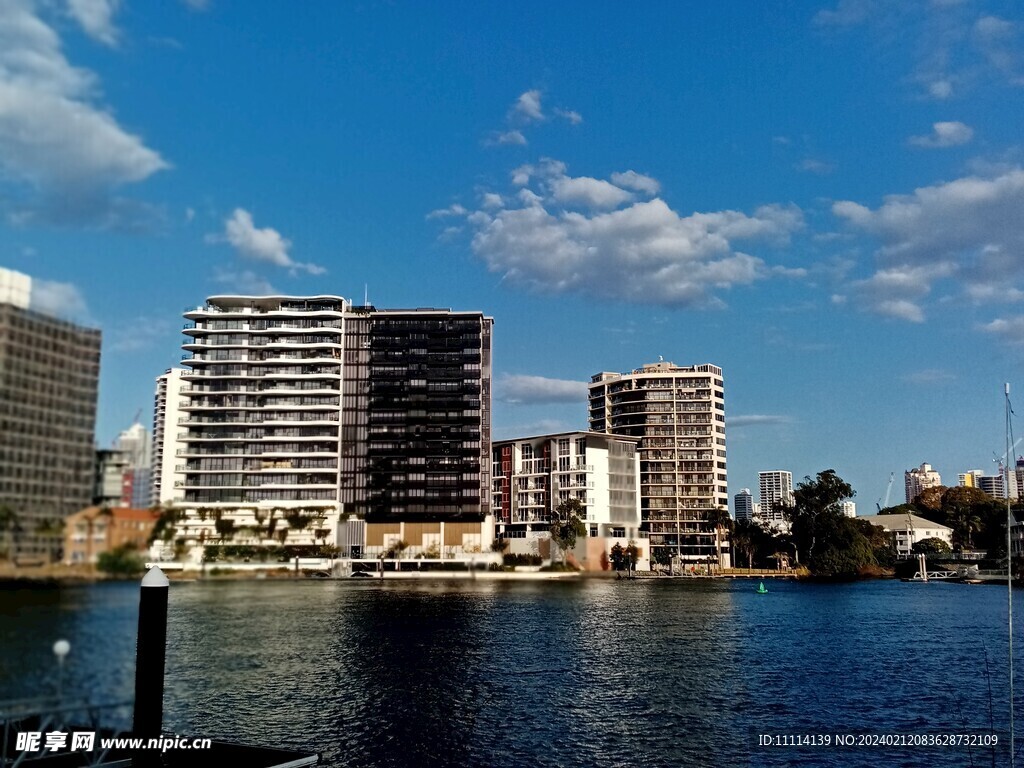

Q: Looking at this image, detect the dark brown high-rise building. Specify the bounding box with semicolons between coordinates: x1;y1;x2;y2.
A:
0;269;101;560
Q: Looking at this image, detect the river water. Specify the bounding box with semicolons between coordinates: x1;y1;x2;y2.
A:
0;577;1020;767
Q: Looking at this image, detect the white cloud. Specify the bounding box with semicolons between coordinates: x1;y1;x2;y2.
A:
796;158;835;175
487;129;526;146
67;0;120;46
554;108;582;125
29;278;89;321
908;121;974;148
833;169;1024;319
848;263;955;323
0;0;168;225
610;170;660;196
493;419;573;441
211;208;325;275
727;414;791;427
981;315;1024;343
551;176;633;210
457;159;803;308
512;90;543;121
426;203;467;219
928;79;954;99
480;193;503;210
497;374;588;404
813;0;874;27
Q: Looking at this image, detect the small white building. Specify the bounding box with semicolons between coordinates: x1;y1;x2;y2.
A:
839;501;856;518
860;513;953;556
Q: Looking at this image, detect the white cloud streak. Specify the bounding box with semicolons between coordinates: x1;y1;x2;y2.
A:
512;90;544;121
30;278;89;322
497;374;588;404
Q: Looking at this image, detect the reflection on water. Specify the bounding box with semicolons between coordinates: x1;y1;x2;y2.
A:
0;578;1019;766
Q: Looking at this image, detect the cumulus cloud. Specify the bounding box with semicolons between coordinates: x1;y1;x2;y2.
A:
908;121;974;148
497;374;588;404
209;208;325;275
512;90;544;121
0;0;168;225
445;159;803;308
812;0;874;27
727;414;791;427
834;169;1024;319
30;278;89;322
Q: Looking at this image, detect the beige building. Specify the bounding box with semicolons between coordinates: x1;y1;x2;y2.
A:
589;361;729;568
860;513;952;557
905;463;943;504
64;506;160;565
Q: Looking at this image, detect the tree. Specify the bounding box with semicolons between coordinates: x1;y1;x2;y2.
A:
0;505;18;560
609;542;626;571
731;519;765;569
625;540;639;574
550;498;587;565
913;486;948;515
947;506;983;551
786;470;856;566
490;537;509;554
705;507;732;570
97;545;145;576
912;537;952;555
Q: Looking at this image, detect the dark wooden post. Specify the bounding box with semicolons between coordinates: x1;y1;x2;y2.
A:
132;566;169;742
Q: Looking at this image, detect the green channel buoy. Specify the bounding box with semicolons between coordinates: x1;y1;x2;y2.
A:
756;581;768;594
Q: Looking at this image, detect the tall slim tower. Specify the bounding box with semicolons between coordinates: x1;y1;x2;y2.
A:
0;267;101;560
758;470;794;528
734;488;754;522
589;361;728;567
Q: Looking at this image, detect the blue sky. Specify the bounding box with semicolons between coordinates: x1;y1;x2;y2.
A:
2;0;1024;511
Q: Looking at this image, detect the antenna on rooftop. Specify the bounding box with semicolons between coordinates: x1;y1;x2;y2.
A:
364;284;369;307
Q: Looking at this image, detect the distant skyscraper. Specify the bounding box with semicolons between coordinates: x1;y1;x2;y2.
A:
759;470;793;529
0;267;101;560
115;421;152;508
958;469;984;488
977;474;1007;499
589;361;729;567
839;500;856;518
734;488;754;522
905;463;942;503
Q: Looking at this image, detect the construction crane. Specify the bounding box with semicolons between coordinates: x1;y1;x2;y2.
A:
876;472;895;512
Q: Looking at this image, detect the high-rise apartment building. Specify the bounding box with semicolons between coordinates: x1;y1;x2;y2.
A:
0;267;101;560
759;470;794;530
151;368;187;506
734;488;754;522
115;421;152;508
168;295;493;560
491;431;642;569
905;462;942;504
589;361;729;567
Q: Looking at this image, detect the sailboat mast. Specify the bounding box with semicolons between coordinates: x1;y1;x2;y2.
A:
1006;382;1015;768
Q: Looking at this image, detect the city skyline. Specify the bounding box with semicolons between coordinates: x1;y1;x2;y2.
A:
2;2;1024;506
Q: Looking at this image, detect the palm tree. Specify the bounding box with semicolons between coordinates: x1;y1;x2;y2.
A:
550;498;587;565
947;506;982;551
705;507;733;571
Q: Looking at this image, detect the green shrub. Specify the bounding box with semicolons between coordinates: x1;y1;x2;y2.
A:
96;546;145;576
